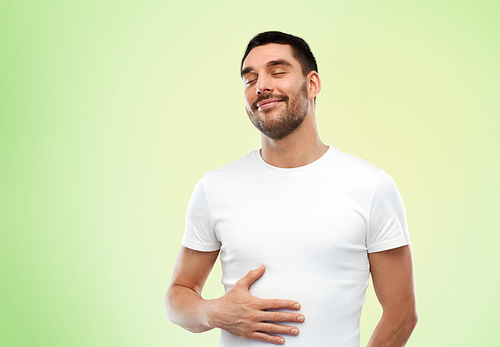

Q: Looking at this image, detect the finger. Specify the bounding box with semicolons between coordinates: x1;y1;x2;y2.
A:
262;311;305;323
259;298;302;311
237;265;266;289
256;322;300;336
248;331;286;345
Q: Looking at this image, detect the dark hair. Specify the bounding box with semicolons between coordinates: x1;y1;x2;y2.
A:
241;31;318;76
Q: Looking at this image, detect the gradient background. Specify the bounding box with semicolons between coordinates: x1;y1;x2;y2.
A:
1;0;499;346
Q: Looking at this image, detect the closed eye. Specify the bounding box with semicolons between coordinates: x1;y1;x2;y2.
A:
246;79;256;85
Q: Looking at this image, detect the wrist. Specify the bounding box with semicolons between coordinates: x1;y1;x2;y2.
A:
204;298;220;330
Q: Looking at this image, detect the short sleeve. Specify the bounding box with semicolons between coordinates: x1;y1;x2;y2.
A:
181;175;221;252
366;171;410;253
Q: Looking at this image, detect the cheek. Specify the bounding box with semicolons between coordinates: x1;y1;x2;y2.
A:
244;90;254;108
283;80;301;94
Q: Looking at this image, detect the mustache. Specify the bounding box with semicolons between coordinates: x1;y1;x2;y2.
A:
251;93;289;110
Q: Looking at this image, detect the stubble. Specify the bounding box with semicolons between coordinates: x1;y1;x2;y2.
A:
246;82;309;140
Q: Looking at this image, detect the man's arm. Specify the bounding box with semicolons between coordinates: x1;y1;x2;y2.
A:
164;246;220;333
366;245;418;347
165;246;305;345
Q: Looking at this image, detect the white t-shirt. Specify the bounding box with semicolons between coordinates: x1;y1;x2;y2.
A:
182;145;410;346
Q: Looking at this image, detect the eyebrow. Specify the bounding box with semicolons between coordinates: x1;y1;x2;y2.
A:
241;59;293;78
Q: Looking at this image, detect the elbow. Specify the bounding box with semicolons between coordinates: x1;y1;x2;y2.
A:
409;310;418;331
164;286;208;333
383;306;418;337
406;303;418;330
399;308;418;337
164;288;176;323
164;290;171;319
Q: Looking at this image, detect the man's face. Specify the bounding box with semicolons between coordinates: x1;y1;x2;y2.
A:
241;44;310;140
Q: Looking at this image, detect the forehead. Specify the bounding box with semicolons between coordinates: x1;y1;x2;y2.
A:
242;43;298;70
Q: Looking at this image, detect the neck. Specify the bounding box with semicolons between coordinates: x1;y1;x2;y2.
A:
260;109;328;168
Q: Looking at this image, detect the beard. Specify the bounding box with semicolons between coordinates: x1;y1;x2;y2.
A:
245;82;309;140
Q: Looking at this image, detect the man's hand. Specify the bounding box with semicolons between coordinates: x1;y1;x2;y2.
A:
208;265;305;345
165;248;304;345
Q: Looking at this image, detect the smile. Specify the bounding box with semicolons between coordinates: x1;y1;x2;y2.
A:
257;99;283;110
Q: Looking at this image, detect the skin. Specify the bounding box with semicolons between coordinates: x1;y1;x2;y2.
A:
166;247;304;344
165;43;417;345
367;245;418;346
242;43;328;169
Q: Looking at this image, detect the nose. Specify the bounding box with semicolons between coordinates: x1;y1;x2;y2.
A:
255;75;273;95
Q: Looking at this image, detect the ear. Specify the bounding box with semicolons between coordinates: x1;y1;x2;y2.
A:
307;71;321;101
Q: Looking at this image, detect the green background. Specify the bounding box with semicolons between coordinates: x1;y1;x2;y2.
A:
1;0;499;345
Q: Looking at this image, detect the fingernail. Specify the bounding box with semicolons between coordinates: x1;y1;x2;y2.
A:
293;303;300;309
297;315;305;322
291;328;299;335
278;338;285;344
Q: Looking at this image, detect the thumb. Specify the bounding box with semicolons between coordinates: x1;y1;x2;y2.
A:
237;265;266;289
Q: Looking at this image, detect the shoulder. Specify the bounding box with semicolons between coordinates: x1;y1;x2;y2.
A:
328;147;385;183
202;150;259;187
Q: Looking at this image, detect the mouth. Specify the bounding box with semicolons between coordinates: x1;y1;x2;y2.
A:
257;99;283;110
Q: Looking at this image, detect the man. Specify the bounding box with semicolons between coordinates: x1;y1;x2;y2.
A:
165;31;417;346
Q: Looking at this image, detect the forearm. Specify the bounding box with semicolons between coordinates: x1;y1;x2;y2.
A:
164;284;216;333
165;266;305;345
366;311;418;347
